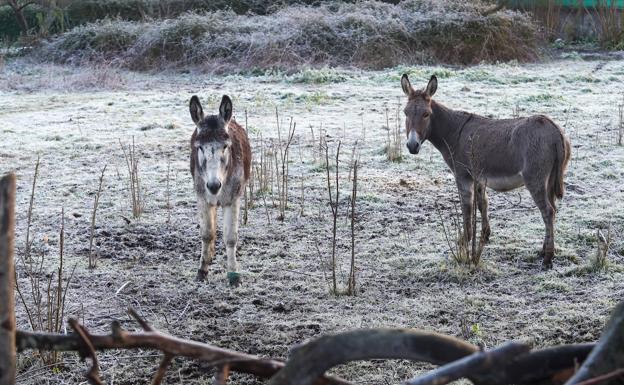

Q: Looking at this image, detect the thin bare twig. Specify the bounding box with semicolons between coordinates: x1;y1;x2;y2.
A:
68;319;104;385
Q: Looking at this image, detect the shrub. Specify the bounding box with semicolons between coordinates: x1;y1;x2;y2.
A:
38;0;540;72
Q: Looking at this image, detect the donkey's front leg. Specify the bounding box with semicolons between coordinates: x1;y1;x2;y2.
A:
197;201;217;281
223;199;241;287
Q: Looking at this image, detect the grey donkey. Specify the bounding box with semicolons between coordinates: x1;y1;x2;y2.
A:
401;74;571;267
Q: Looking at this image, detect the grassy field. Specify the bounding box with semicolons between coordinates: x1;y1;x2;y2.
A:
1;56;623;384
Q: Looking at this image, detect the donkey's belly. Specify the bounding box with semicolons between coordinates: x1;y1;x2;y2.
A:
487;173;524;192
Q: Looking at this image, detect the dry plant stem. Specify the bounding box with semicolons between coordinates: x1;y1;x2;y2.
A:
89;164;107;269
325;140;341;294
402;341;531;385
617;103;623;146
24;155;40;260
564;302;624;385
166;160;171;224
214;364;230;385
68;318;105;385
151;354;174;385
347;160;357;295
0;173;16;385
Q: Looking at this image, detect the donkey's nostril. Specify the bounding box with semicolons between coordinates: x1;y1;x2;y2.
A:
407;141;420;155
207;181;222;194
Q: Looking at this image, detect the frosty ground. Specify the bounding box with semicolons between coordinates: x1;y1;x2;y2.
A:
1;56;623;384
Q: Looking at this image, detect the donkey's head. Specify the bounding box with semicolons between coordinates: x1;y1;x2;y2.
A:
190;95;234;196
401;74;437;154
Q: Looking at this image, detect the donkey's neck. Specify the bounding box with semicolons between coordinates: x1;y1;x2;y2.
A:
428;101;471;158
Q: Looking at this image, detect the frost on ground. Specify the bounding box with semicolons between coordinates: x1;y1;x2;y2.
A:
1;58;623;384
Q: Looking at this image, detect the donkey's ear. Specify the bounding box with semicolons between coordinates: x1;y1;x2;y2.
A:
425;75;437;97
401;74;413;96
219;95;233;123
189;95;204;125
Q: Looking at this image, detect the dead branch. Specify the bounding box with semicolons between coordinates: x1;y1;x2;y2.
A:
69;318;104;385
470;343;594;385
402;341;531;385
16;314;352;385
0;173;16;385
268;329;479;385
564;302;624;385
214;364;230;385
151;354;173;385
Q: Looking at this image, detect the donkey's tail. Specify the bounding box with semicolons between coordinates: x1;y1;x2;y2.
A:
552;129;571;200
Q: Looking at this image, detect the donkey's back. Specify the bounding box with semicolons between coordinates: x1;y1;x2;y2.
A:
459;113;571;200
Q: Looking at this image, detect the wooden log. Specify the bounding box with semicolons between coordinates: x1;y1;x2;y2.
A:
0;173;16;385
267;329;479;385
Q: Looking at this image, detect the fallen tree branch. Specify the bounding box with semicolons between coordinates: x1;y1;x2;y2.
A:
403;341;531;385
15;312;352;385
268;329;479;385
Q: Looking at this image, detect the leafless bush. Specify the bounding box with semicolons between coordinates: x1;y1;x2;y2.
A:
88;165;107;269
15;209;76;366
274;108;296;221
591;227;612;272
437;139;486;267
384;104;403;162
325;139;341;294
40;1;540;72
322;140;359;296
120;137;143;219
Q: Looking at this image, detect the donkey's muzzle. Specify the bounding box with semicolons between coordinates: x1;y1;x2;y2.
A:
207;181;222;195
407;141;421;155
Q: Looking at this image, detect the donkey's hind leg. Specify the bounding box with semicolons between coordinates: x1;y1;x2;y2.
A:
476;183;491;243
525;176;556;268
223;200;241;287
197;200;217;281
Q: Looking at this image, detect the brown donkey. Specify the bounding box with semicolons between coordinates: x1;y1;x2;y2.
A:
190;95;251;285
401;74;571;267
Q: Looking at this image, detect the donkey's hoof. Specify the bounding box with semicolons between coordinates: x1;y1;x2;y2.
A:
196;269;208;282
227;272;242;287
483;229;491;243
541;259;553;270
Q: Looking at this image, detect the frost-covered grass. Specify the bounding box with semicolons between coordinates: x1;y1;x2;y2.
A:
2;57;623;384
38;0;539;72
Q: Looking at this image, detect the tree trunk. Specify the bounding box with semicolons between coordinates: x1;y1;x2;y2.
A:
7;0;30;35
0;173;16;385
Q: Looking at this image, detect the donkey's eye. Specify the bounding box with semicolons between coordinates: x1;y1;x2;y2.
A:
423;112;430;118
